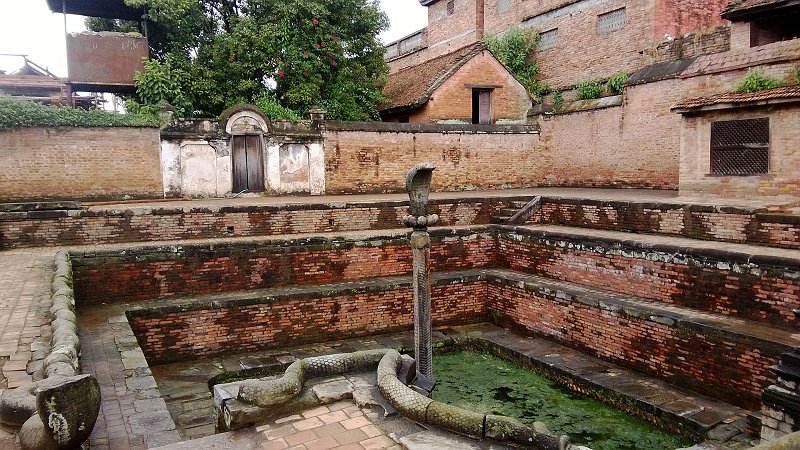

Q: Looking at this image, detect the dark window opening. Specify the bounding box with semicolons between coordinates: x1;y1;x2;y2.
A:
471;89;492;124
447;0;455;15
750;11;800;47
710;118;769;175
399;116;410;123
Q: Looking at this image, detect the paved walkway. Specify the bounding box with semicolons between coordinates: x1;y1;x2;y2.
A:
0;247;57;449
78;187;799;214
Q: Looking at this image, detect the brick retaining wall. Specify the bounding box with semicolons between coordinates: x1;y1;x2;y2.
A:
127;280;488;364
528;198;800;250
487;281;785;410
498;229;800;328
72;231;496;304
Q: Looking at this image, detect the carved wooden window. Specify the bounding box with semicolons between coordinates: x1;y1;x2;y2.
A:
710;118;769;175
447;0;455;15
538;28;558;51
597;8;626;33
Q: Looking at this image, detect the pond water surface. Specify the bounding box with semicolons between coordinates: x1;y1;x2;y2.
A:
432;351;693;450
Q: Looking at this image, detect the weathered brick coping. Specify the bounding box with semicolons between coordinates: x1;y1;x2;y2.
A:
326;121;540;134
124;271;485;317
498;225;800;272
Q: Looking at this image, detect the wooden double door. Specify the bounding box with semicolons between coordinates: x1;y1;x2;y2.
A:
232;135;265;193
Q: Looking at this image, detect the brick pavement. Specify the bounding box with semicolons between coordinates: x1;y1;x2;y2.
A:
0;247;56;389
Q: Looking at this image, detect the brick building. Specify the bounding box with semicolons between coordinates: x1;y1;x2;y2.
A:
380;43;531;123
672;0;800;200
385;0;731;89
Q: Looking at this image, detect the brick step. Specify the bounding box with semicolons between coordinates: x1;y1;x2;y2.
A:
483;267;797;411
510;200;529;209
499;207;519;216
497;224;800;329
125;267;796;411
528;196;800;250
490;215;511;224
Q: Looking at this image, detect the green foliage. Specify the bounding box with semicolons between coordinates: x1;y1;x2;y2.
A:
0;97;160;130
605;72;629;95
575;80;603;100
133;57;193;117
736;69;783;93
253;93;301;120
790;66;800;85
552;90;563;108
484;27;546;98
85;17;140;33
104;0;389;120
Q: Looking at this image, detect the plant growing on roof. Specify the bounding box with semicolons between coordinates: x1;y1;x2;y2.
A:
606;72;629;95
483;27;547;98
736;69;783;93
551;90;563;108
575;80;602;100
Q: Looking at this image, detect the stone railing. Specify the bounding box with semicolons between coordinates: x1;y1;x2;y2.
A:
0;251;100;449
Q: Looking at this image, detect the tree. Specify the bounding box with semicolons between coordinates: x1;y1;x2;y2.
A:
91;0;389;119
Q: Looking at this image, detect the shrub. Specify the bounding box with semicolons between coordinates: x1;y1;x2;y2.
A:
736;69;783;93
484;27;547;98
0;97;161;131
575;80;602;100
552;90;564;108
606;72;629;95
253;94;301;120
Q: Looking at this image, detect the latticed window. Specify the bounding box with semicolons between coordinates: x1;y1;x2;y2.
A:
710;118;770;175
538;29;558;51
597;8;626;33
447;0;455;15
496;0;512;14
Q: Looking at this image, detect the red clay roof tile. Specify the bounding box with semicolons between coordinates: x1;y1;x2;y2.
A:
672;85;800;110
381;43;486;112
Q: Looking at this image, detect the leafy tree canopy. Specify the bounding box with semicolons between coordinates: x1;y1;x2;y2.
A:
91;0;389;120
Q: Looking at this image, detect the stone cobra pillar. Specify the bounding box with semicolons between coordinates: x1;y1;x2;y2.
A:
403;164;439;381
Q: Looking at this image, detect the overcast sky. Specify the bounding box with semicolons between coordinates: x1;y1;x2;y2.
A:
0;0;428;77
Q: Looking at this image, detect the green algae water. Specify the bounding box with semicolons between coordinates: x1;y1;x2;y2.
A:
432;351;693;450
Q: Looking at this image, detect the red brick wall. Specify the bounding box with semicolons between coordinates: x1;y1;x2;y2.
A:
488;282;783;409
325;115;676;192
0;127;163;202
324;126;545;193
128;281;488;364
536;80;681;189
0;199;504;249
529;199;800;250
653;0;729;40
498;231;800;327
72;232;497;304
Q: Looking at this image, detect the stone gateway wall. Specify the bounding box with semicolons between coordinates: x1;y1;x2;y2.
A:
0;127;163;202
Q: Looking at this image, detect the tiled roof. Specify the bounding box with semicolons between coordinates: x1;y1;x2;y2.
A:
381;43;486;112
722;0;795;18
680;39;800;79
627;58;697;86
672;85;800;110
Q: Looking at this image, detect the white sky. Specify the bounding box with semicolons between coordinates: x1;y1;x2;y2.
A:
0;0;428;77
